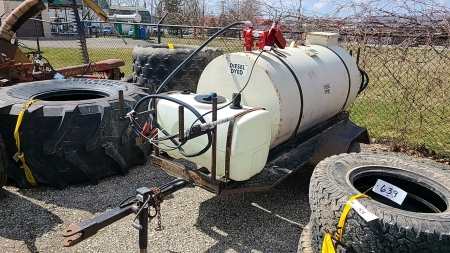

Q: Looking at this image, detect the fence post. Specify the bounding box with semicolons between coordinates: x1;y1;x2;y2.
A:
157;13;168;44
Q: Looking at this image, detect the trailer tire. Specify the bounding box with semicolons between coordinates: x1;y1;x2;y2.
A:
309;153;450;253
132;44;222;92
0;79;150;189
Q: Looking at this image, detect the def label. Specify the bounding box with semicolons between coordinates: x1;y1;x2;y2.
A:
228;62;248;76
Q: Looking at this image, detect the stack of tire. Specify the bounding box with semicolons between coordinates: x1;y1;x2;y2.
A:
298;153;450;253
0;79;150;189
131;44;223;92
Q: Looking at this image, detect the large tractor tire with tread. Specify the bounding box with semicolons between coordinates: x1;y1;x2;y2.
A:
309;153;450;253
132;44;223;92
0;79;150;189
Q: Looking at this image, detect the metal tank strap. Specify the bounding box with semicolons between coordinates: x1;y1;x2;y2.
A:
271;53;304;141
316;45;353;114
224;107;265;180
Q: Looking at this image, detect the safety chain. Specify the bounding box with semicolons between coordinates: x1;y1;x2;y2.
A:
150;187;164;231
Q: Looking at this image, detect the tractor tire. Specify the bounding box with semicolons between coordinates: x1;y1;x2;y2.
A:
309;153;450;253
132;44;223;93
0;78;150;189
0;136;6;189
121;75;134;83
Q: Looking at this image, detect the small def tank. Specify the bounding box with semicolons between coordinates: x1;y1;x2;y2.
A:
157;92;271;181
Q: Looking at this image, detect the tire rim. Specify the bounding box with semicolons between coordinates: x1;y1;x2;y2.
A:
349;166;448;213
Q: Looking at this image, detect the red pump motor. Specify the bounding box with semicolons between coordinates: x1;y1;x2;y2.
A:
242;21;287;51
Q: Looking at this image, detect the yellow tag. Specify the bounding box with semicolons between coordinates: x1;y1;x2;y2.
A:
168;43;174;49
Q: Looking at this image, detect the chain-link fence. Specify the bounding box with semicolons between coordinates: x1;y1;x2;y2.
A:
5;8;450;158
14;18;243;76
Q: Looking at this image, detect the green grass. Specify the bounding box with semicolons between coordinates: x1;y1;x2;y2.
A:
347;45;450;157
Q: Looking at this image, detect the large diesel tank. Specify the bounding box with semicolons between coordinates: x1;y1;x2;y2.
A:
196;32;360;148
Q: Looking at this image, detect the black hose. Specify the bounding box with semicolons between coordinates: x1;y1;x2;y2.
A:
358;67;369;94
132;94;212;157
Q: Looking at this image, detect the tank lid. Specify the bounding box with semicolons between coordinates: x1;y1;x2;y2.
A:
305;32;340;47
194;93;227;104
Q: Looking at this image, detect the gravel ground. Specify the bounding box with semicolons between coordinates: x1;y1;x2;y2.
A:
1;144;449;253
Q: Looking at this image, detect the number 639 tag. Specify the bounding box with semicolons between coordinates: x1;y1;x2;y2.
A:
372;179;407;205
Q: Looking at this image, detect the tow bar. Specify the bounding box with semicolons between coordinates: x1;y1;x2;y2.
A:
62;179;189;251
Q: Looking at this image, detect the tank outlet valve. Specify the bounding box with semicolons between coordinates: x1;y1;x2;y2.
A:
230;93;243;109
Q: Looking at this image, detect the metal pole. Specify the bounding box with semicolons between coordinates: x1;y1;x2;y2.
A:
211;97;217;183
33;12;42;54
136;187;150;253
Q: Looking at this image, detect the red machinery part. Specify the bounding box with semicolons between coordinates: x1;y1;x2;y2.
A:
242;22;286;51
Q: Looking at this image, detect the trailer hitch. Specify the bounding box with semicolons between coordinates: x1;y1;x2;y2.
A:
62;179;189;249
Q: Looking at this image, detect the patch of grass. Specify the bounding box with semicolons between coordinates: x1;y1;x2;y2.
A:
348;45;450;157
38;48;134;75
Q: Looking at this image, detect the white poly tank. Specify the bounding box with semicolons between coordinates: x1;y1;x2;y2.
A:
156;93;271;181
196;32;360;149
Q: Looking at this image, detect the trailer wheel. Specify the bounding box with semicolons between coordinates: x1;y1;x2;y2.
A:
309;153;450;253
0;136;6;189
0;79;150;189
132;44;222;92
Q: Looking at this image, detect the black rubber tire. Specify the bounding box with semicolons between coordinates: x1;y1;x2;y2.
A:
0;78;150;189
298;222;314;253
299;221;355;253
132;44;223;92
121;75;134;83
0;136;7;189
309;153;450;253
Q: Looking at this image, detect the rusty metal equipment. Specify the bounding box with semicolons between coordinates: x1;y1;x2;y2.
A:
0;0;125;85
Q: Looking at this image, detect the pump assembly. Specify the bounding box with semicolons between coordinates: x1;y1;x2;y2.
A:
62;21;370;250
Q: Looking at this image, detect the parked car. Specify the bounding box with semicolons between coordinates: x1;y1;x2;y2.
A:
103;26;114;35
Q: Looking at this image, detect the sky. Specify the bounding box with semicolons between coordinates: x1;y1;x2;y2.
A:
262;0;450;17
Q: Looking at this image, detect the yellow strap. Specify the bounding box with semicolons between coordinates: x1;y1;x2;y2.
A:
14;100;39;185
322;233;336;253
168;43;174;49
321;193;372;253
335;193;371;242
